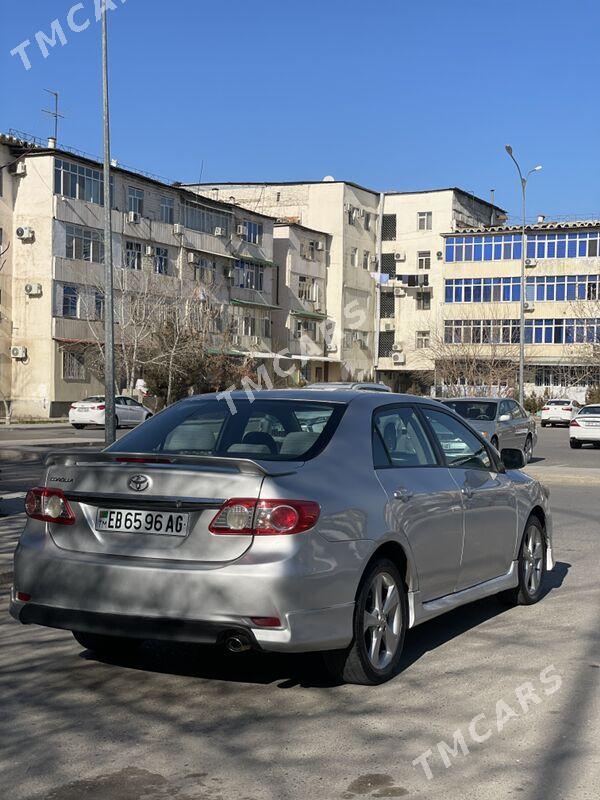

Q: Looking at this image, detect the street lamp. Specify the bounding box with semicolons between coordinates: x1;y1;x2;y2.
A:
504;145;542;406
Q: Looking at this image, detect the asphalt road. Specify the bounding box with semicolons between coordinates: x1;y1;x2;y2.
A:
0;427;598;800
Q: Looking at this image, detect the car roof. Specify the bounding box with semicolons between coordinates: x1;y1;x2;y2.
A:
180;389;438;406
305;382;391;392
440;397;503;403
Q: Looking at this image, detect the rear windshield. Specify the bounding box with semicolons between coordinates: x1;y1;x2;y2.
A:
579;406;600;415
81;396;105;402
106;399;345;461
442;400;497;422
546;400;569;406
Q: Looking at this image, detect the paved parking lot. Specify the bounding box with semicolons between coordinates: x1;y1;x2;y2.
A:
0;426;598;800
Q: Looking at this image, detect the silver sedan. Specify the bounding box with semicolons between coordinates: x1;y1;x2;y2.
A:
10;390;554;685
441;397;537;462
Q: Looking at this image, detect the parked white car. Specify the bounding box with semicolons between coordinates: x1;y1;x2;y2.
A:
569;404;600;449
69;396;152;429
540;399;582;427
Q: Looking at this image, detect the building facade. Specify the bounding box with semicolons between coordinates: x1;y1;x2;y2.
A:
0;133;279;418
272;222;331;384
187;180;382;381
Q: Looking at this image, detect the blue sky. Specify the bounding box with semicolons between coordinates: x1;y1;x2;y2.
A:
1;0;599;222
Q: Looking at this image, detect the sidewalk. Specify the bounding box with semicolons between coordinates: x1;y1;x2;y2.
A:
523;464;600;484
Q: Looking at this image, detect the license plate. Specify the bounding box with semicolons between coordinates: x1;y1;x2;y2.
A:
586;421;600;427
96;508;189;536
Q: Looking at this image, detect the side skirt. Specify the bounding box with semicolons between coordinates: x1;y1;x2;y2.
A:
407;562;518;628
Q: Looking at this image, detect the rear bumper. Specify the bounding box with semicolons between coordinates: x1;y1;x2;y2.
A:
570;427;600;441
10;526;357;653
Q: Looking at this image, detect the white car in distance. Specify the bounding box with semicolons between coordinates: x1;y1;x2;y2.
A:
569;404;600;449
69;396;152;429
540;399;582;427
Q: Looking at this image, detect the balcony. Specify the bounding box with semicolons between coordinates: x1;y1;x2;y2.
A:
52;316;105;344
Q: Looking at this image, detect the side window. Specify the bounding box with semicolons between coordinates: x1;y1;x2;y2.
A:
373;406;437;468
509;401;525;419
115;397;126;406
421;408;493;471
498;400;511;419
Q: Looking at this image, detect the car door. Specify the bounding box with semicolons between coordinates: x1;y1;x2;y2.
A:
496;399;517;449
115;397;131;426
125;397;145;425
373;404;464;602
508;400;529;451
420;406;518;591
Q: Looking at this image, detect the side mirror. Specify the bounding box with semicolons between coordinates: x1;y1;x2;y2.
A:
498;413;511;422
501;448;526;470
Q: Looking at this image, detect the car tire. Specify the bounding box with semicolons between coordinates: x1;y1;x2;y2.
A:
570;438;582;449
593;443;600;449
502;516;546;606
71;423;85;430
541;422;547;428
524;434;533;463
72;630;140;656
115;416;121;430
490;436;499;451
323;558;407;685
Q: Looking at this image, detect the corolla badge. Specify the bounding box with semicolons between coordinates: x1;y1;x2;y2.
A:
128;474;150;492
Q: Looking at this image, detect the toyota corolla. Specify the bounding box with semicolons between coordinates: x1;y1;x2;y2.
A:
10;390;554;684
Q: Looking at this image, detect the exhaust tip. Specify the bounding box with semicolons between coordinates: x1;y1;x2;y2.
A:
225;634;251;653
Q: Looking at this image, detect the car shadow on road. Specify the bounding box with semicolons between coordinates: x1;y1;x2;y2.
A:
79;561;571;689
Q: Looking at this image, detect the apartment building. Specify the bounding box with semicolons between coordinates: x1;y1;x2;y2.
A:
0;132;278;418
375;189;506;391
272;222;330;383
187;180;381;381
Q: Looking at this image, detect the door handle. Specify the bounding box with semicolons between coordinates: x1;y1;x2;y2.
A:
461;486;474;499
393;487;413;502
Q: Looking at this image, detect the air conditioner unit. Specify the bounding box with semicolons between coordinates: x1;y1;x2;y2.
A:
436;251;444;260
16;226;34;240
145;245;155;257
127;211;141;224
392;352;406;365
236;224;247;236
394;288;405;297
326;343;337;353
524;302;534;312
525;258;537;268
24;283;42;296
370;256;378;265
187;252;197;264
316;241;325;251
394;252;406;262
174;223;185;235
214;226;225;236
391;343;404;352
15;161;27;176
11;345;27;360
382;320;395;332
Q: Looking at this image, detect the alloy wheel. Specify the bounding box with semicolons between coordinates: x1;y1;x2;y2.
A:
524;437;533;463
523;526;544;595
363;572;402;670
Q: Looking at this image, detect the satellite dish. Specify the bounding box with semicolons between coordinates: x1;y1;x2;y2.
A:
322;175;335;182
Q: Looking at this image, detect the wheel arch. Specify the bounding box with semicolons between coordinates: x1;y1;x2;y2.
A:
362;540;417;595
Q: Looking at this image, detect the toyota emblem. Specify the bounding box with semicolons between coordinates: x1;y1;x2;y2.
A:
128;474;150;492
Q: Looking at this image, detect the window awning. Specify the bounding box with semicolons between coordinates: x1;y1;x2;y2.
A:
230;298;280;311
290;309;327;320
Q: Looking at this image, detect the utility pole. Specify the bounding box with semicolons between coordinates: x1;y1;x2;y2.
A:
505;146;542;407
102;9;116;445
42;89;64;142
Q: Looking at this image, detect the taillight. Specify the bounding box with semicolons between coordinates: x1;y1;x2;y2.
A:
542;407;550;411
25;487;76;525
570;418;580;427
97;404;106;411
562;406;571;411
209;498;320;535
70;404;77;410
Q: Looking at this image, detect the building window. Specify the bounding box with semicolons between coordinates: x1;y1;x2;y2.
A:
417;211;432;230
262;315;271;338
128;186;144;216
379;331;394;357
381;252;396;278
416;291;431;310
350;247;358;267
307;241;316;260
343;329;369;349
444;319;522;344
160;196;174;224
54;158;107;205
298;275;318;302
417;251;431;270
364;212;371;231
445;233;524;263
63;350;86;381
155;246;169;275
195;257;216;284
184;200;230;236
241;315;256;336
62;285;79;318
382;214;397;241
242;221;263;245
380;292;395;318
416;330;430;349
363;250;371;270
95;291;105;320
125;241;142;270
65;224;104;263
236;260;264;291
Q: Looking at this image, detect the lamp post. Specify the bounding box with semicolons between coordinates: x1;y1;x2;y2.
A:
504;145;542;406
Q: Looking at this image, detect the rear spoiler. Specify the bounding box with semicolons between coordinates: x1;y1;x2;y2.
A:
44;449;298;477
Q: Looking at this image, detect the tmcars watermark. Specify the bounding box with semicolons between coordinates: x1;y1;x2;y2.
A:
10;0;129;72
412;665;562;781
216;299;368;414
